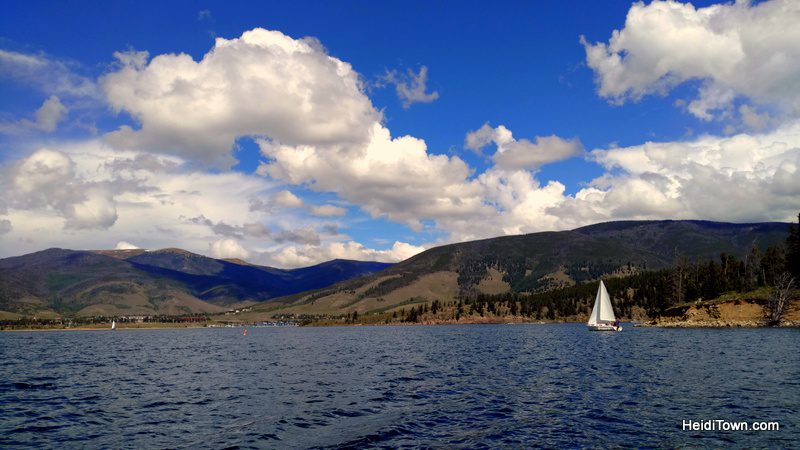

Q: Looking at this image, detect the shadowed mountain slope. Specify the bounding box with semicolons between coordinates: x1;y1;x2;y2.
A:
0;248;392;317
248;220;791;317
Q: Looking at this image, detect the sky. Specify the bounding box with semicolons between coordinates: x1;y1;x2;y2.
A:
1;0;799;267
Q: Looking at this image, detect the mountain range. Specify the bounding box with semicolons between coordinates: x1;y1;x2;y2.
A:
244;220;791;319
0;248;391;318
0;219;792;320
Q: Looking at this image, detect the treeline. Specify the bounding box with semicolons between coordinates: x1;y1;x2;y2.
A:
511;259;642;293
469;270;671;320
466;215;799;320
296;215;799;325
0;314;212;329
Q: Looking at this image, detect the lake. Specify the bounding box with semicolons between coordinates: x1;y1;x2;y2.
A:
1;324;798;448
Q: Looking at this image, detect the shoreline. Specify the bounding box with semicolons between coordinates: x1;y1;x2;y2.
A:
638;322;799;328
5;296;799;331
0;323;216;332
4;319;798;332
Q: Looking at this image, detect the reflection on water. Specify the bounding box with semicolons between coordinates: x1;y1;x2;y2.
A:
1;324;798;448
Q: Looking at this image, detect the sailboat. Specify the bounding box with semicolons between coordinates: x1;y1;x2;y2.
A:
111;320;116;330
587;280;621;331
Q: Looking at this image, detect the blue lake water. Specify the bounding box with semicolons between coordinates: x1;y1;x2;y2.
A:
1;324;798;448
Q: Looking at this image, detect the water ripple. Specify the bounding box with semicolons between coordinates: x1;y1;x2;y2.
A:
1;325;798;448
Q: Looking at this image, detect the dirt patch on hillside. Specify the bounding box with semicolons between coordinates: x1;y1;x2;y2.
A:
476;268;511;295
537;267;574;290
364;271;459;311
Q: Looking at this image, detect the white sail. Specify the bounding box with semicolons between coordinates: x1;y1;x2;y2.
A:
588;290;601;325
598;281;616;323
588;280;616;325
111;320;116;330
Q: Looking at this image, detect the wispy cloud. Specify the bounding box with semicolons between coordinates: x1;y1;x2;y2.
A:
0;95;68;135
380;65;439;109
0;49;98;100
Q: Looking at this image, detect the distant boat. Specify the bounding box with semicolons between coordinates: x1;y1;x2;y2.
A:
111;320;116;330
587;280;622;332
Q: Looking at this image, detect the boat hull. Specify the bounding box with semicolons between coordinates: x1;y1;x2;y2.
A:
587;324;622;332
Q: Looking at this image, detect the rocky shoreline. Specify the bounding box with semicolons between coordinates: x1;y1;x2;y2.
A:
646;297;800;328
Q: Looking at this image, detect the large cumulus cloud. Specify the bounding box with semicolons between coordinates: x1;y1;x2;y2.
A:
0;141;428;267
101;28;380;167
3;149;118;229
3;20;799;267
550;122;800;227
582;0;800;120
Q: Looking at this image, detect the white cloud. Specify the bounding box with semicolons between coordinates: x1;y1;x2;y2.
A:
0;141;277;255
67;186;118;229
2;148;118;229
0;95;68;135
262;240;425;268
247;190;305;215
0;49;98;99
0;140;423;269
440;122;800;238
13;148;74;192
209;238;250;260
3;24;798;269
259;123;488;231
272;227;321;245
101;28;379;167
582;0;800;120
465;123;511;153
310;204;346;216
115;240;140;250
549;121;800;226
186;215;272;239
687;84;736;122
382;65;439;109
739;104;770;131
271;190;304;208
34;96;68;132
259;120;591;242
465;123;583;170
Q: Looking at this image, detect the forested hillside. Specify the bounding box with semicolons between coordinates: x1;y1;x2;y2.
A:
239;219;796;324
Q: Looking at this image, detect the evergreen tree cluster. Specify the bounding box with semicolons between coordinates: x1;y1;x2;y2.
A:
787;212;800;280
362;214;800;325
453;214;800;321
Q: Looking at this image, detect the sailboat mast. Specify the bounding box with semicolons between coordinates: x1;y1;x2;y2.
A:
597;281;602;320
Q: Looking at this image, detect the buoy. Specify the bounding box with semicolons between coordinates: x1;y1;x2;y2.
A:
243;329;247;336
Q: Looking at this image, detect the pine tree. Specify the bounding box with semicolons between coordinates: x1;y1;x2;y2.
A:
744;243;761;291
761;246;785;286
787;212;800;280
671;255;688;303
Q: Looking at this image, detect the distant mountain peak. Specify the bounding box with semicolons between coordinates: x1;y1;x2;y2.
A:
90;249;148;259
150;247;201;257
223;258;253;266
0;247;394;317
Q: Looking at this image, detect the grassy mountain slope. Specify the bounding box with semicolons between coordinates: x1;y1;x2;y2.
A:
0;248;392;317
242;220;790;319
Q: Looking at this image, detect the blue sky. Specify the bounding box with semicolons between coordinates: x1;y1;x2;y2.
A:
1;0;798;266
